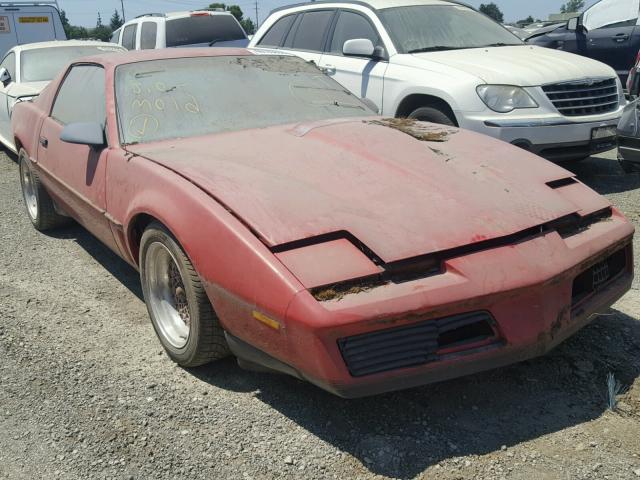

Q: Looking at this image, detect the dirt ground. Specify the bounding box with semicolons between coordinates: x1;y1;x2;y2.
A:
1;148;639;480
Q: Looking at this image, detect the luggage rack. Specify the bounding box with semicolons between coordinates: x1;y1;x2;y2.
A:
0;1;61;7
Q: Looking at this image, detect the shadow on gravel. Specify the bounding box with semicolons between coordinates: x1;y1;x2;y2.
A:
45;224;143;300
566;154;640;195
191;308;640;479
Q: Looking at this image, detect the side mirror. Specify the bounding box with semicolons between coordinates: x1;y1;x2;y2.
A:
0;67;11;87
343;38;376;57
60;122;105;148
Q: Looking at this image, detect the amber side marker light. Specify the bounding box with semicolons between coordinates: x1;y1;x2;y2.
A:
252;310;281;330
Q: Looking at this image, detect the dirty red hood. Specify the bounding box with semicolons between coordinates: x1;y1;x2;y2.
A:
127;118;609;263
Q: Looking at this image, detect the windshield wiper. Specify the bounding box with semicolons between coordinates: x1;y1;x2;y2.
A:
477;43;519;47
407;46;468;53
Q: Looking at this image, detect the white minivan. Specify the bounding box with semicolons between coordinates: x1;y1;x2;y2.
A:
249;0;625;161
0;1;66;58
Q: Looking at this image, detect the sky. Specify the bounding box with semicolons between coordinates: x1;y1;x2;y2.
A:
58;0;601;28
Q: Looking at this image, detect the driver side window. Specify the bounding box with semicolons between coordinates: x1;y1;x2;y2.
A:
330;10;380;54
0;52;16;83
583;0;639;30
51;65;106;127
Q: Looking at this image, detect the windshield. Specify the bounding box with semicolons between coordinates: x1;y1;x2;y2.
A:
379;5;522;53
115;55;374;144
21;45;123;82
166;15;247;47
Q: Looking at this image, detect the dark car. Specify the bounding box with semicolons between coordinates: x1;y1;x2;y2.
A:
617;97;640;172
527;0;640;84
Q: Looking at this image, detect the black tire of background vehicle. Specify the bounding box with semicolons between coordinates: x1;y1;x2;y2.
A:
619;158;640;174
408;106;456;126
19;149;71;231
140;222;230;367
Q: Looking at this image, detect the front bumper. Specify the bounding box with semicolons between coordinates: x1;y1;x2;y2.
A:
459;108;623;161
226;209;633;398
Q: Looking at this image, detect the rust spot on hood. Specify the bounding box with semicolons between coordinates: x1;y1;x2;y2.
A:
366;118;457;142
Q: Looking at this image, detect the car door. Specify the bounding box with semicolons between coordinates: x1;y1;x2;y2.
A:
0;51;16;147
318;9;388;112
582;0;640;78
36;64;117;250
283;10;336;66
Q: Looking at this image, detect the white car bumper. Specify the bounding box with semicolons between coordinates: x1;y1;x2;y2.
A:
459;106;623;161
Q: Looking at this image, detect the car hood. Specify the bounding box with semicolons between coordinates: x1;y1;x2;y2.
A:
7;81;49;98
410;45;616;85
126;118;609;263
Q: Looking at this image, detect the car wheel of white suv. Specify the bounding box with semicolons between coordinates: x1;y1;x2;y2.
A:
408;106;455;126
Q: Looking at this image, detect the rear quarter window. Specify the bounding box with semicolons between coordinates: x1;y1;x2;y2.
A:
122;24;137;50
140;22;157;49
166;15;246;47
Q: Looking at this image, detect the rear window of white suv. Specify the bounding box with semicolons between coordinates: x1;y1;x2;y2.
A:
166;15;247;47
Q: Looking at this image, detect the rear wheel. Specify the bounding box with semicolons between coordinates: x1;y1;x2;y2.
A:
407;106;456;126
19;149;70;231
140;223;229;367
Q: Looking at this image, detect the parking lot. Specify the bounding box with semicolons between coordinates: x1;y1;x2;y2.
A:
1;147;639;480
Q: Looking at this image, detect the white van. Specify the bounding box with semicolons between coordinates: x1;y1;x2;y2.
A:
112;11;248;50
0;1;66;58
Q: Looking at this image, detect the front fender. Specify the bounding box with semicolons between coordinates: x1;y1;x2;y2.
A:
106;150;305;358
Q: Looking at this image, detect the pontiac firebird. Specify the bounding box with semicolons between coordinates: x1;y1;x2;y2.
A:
12;49;634;398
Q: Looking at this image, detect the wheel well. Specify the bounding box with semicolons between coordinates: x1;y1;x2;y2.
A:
14;137;23;154
395;94;458;126
128;213;158;265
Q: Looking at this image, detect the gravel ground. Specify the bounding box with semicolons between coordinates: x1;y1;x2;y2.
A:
1;148;640;480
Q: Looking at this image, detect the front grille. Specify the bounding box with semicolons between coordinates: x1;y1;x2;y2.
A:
338;312;498;377
572;247;627;306
542;78;618;117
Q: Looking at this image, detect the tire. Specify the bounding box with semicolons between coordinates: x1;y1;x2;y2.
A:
407;106;456;126
18;149;70;231
619;159;640;174
140;222;229;367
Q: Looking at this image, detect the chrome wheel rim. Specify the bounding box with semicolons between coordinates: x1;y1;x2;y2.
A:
20;160;38;220
145;242;191;348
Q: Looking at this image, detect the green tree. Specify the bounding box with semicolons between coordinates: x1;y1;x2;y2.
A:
207;3;255;32
91;12;113;42
560;0;585;13
110;9;123;30
517;15;535;26
241;18;255;34
479;3;504;23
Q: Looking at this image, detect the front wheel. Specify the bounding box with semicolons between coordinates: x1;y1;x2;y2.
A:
140;223;229;367
407;106;456;126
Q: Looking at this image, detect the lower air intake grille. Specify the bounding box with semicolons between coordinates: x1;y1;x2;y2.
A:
338;312;497;377
542;78;619;117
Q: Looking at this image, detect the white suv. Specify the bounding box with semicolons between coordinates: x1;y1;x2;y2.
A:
112;10;248;50
249;0;625;161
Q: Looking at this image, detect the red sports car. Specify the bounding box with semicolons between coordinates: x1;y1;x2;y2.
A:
12;49;634;397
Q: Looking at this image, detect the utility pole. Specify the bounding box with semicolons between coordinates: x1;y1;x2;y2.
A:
254;0;258;30
120;0;126;22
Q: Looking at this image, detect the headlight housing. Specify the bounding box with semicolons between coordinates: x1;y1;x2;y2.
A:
476;85;538;113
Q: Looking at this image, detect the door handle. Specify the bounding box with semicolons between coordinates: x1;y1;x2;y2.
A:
613;33;630;42
320;65;336;75
39;137;48;148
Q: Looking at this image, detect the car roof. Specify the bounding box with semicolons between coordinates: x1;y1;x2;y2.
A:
12;40;123;53
131;10;236;21
270;0;467;14
75;47;256;69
